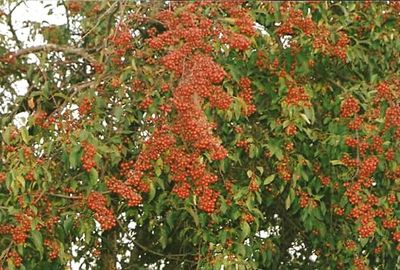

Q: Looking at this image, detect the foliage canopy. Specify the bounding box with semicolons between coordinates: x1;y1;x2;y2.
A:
1;1;400;269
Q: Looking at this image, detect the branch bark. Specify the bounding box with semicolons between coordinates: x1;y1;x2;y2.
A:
11;44;97;64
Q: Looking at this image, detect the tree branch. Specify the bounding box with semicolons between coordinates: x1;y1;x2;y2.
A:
6;1;24;49
11;44;97;64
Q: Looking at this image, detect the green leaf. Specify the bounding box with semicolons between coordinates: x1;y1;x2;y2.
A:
31;230;44;258
7;260;16;270
166;212;175;228
89;168;99;186
63;216;73;233
235;243;246;256
285;188;295;210
16;175;25;190
21;127;30;144
160;227;168;249
148;182;156;202
154;158;163;177
246;170;253;178
240;221;251;241
264;174;276;185
249;144;258;159
330;160;344;166
2;127;11;144
69;145;81;169
114;106;123;122
266;140;283;160
187;207;199;228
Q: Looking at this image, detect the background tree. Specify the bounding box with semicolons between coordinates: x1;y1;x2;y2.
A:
1;1;400;269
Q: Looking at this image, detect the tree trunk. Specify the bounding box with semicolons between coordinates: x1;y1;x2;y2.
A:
99;229;117;270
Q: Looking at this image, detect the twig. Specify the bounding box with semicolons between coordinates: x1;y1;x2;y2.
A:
116;219;195;259
6;1;24;49
81;0;120;40
355;129;360;178
48;193;83;199
33;189;46;205
0;242;12;265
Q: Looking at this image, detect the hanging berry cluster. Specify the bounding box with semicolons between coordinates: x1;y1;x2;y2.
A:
87;192;116;230
277;2;349;62
335;78;400;260
81;141;96;172
238;77;256;116
107;177;142;207
11;213;31;245
108;23;133;65
284;87;311;107
340;97;360;118
116;1;255;213
44;239;60;260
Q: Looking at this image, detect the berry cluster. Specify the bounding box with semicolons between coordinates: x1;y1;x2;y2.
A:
383;219;398;229
78;97;92;116
0;172;5;183
353;257;366;270
374;246;382;254
10;213;31;245
345;240;356;250
107;177;142;207
393;231;400;242
236;140;249;151
333;205;344;216
67;1;81;14
25;170;35;182
297;190;316;208
386;148;394;161
87;192;116;230
173;182;191;199
277;157;292;182
81;142;96;172
320;176;331;186
108;23;133;63
44;239;59;260
8;250;22;267
139;96;153;110
348;116;363;130
243;213;255;223
238;77;256;116
124;126;175;191
134;2;255;213
359;156;379;179
198;188;219;213
358;220;376;238
248;179;259;192
376;81;392;100
384;105;400;129
34;111;49;128
277;7;316;37
285;124;297;136
284;87;310;107
340;97;360;118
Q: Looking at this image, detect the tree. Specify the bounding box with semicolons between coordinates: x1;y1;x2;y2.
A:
1;0;400;269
